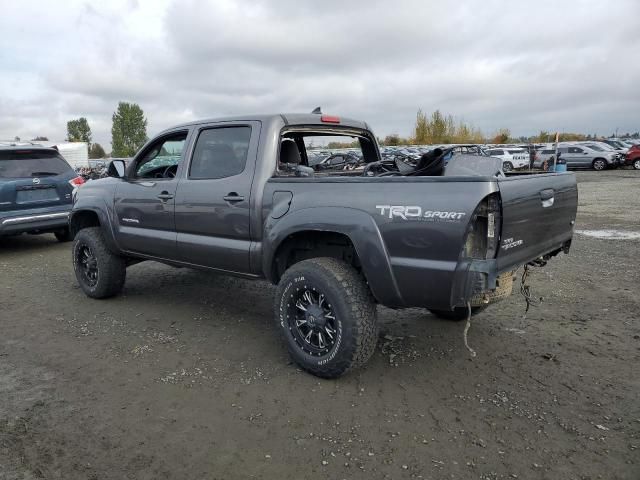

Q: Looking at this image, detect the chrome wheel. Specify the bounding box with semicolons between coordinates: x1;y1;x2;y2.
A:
288;288;338;356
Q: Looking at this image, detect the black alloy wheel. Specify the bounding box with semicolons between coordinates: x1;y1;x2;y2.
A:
76;244;99;287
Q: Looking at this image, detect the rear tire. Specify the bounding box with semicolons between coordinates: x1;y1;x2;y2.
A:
502;161;513;172
54;228;72;242
274;257;378;378
72;227;126;299
592;158;607;171
429;305;488;321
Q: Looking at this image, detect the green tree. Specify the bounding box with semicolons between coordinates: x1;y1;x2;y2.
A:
111;102;148;157
66;117;92;146
89;143;106;159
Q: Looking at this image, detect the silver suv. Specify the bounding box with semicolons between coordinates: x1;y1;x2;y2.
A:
535;144;617;171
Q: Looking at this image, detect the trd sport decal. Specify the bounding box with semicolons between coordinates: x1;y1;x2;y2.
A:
375;205;466;221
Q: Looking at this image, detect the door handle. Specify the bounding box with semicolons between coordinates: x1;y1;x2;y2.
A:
223;193;245;203
157;192;174;201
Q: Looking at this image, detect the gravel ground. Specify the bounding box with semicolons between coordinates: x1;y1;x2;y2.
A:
1;170;638;480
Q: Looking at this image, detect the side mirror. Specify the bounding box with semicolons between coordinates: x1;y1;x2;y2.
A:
107;160;126;178
584;151;589;154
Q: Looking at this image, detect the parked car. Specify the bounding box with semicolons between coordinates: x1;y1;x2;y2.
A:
623;144;640;170
534;144;617;171
600;139;629;152
485;147;529;171
0;146;85;240
70;112;577;378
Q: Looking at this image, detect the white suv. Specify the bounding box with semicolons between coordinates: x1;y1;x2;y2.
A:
485;148;529;171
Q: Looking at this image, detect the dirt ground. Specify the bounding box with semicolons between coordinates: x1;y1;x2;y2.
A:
1;170;638;480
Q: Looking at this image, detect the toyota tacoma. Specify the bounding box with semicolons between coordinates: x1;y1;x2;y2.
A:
69;113;578;378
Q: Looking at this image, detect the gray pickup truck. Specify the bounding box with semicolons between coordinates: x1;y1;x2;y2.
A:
70;113;578;378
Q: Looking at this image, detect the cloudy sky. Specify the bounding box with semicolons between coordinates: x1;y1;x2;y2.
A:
1;0;639;148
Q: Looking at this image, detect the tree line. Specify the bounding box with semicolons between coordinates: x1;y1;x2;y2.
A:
379;109;640;146
64;102;148;158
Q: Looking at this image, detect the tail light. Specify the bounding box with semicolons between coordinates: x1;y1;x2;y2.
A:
69;176;85;187
462;193;501;259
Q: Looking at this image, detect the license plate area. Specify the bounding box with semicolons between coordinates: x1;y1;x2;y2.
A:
16;187;59;203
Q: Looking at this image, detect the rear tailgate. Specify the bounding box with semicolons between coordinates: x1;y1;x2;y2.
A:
496;172;577;271
0;150;76;212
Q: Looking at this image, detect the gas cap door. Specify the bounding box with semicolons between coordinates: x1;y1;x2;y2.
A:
271;191;293;219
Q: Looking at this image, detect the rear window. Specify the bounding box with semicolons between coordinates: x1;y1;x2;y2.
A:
0;150;72;178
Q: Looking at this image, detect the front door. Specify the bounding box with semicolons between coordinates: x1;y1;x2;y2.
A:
175;122;260;273
114;131;189;258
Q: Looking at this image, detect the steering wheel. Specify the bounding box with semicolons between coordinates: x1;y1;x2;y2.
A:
163;165;178;178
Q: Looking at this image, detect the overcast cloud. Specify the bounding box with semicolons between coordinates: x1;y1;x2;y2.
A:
1;0;639;148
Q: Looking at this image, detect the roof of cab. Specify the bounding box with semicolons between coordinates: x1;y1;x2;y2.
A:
162;113;370;133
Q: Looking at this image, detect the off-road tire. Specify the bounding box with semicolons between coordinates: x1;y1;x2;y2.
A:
429;305;488;321
502;161;513;172
274;257;378;378
72;227;126;299
592;158;607;171
54;228;72;242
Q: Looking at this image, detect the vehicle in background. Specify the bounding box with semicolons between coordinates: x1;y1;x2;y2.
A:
0;146;84;240
485;147;529;171
533;144;617;171
601;139;629;152
623;144;640;170
313;152;361;171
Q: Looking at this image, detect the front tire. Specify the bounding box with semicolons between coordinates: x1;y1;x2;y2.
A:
502;161;513;172
429;305;487;321
633;159;640;170
72;227;126;299
592;158;607;171
274;258;378;378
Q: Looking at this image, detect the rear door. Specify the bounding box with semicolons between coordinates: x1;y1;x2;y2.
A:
0;149;75;214
496;173;577;271
174;121;260;273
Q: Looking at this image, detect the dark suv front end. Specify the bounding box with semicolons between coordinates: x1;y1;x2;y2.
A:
0;146;84;240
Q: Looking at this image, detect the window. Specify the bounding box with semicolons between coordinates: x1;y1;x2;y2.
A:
568;147;583;154
487;149;503;156
507;149;525;154
0;150;71;178
135;133;187;178
190;127;251;179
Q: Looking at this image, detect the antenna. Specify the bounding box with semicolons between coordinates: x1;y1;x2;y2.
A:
311;107;322;114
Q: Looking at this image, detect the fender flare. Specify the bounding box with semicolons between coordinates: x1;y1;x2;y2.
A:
69;198;120;253
263;206;404;307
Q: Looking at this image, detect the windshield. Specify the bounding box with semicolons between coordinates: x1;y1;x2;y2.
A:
0;150;72;178
586;144;604;151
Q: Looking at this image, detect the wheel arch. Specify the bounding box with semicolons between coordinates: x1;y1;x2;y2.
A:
263;207;404;307
69;205;119;252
